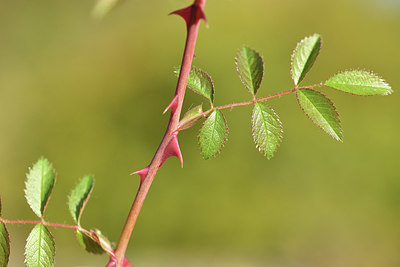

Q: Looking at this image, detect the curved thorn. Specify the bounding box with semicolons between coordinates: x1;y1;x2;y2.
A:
131;166;149;184
163;95;179;114
160;135;183;168
197;8;208;26
169;5;193;29
169;4;207;29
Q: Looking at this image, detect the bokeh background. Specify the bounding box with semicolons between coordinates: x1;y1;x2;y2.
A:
0;0;399;266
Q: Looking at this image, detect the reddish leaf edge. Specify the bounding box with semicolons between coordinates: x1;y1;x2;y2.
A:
295;88;343;142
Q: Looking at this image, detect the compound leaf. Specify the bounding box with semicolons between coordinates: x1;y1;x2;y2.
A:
291;34;322;85
25;157;56;218
235;46;264;96
251;102;283;159
24;223;55;267
76;230;104;255
325;70;392;96
175;66;214;103
198;109;228;160
0;222;10;267
296;88;342;141
68;175;94;225
179;104;204;131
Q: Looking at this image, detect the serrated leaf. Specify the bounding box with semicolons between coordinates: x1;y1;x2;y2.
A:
178;104;203;131
92;0;121;20
235;46;264;96
175;66;215;103
25;157;56;218
25;223;55;267
0;222;10;267
198;109;228;160
76;230;104;255
251;102;283;159
291;34;322;85
325;70;392;96
68;175;94;225
296;88;342;141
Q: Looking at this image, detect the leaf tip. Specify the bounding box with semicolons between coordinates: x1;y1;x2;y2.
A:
290;33;322;85
325;69;393;96
235;45;264;96
68;175;95;224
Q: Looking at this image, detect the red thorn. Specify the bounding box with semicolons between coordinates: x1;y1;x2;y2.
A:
160;135;183;168
131;166;149;184
169;4;207;29
197;8;208;26
163;95;178;114
169;6;192;29
106;254;132;267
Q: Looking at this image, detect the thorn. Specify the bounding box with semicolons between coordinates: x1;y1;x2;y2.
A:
169;5;192;29
160;135;183;168
169;4;207;29
106;254;133;267
163;95;178;114
197;8;208;26
131;166;149;184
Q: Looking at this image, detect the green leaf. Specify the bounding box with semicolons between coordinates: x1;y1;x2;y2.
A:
251;102;283;159
235;46;264;96
175;66;215;103
198;109;228;160
68;175;94;225
76;230;104;255
0;222;10;267
25;157;56;218
291;34;322;85
296;88;342;141
178;104;204;131
91;229;114;255
325;70;392;96
25;223;55;267
92;0;121;20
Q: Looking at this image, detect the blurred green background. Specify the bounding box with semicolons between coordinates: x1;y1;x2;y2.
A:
0;0;399;266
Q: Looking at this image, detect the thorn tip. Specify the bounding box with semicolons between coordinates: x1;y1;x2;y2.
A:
160;135;183;167
163;95;179;114
131;166;149;184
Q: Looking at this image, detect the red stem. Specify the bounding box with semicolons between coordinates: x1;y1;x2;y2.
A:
1;218;79;231
113;1;207;265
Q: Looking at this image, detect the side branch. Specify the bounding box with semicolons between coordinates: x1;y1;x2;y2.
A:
177;84;324;129
0;218;79;231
